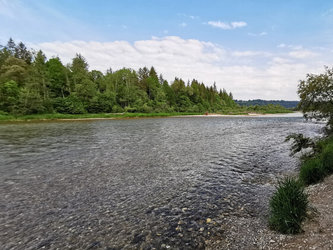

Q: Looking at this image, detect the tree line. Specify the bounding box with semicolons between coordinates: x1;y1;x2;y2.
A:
0;38;236;115
235;99;299;109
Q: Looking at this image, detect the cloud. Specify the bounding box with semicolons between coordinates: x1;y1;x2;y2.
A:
277;43;303;50
277;44;318;58
179;22;187;27
207;21;247;30
178;13;199;20
32;36;327;100
288;50;318;59
231;51;271;57
248;32;267;37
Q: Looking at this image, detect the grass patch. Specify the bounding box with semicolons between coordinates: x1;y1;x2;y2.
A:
299;158;325;185
269;177;308;234
297;136;333;186
322;143;333;174
0;107;294;122
0;112;201;122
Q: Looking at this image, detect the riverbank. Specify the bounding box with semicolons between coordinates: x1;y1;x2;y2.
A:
0;112;200;122
0;110;295;123
206;133;333;249
205;174;333;249
270;174;333;249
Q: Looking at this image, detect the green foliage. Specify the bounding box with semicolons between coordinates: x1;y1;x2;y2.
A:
298;66;333;134
285;133;315;156
236;99;299;109
299;158;325;185
322;141;333;174
46;57;69;98
86;92;116;113
52;96;85;114
269;177;308;234
0;80;20;112
0;57;29;86
0;38;238;116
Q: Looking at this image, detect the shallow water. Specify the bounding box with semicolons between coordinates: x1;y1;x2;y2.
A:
0;116;323;249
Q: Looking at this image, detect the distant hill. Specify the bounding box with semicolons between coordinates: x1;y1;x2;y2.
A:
235;99;299;109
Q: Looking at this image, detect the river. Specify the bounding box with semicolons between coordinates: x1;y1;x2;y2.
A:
0;115;323;249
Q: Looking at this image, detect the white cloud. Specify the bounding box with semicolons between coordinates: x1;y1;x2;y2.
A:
33;36;328;100
179;22;187;27
277;43;303;50
231;21;247;28
207;21;247;30
232;51;271;57
288;50;318;59
178;13;199;20
248;32;267;37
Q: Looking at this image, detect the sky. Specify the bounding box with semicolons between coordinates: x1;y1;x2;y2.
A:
1;0;333;100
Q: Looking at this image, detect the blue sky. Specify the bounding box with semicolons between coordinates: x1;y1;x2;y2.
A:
1;0;333;100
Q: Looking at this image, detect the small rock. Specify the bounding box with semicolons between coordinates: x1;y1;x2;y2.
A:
199;227;204;232
206;218;212;223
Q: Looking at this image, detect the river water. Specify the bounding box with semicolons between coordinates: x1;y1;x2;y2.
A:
0;115;323;249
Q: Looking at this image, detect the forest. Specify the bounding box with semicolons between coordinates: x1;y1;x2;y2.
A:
235;99;299;109
0;38;237;116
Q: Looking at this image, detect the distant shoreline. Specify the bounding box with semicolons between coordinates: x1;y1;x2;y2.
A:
174;112;302;118
0;111;299;123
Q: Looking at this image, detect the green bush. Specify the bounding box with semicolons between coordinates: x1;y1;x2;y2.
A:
299;158;325;185
111;105;124;113
86;93;115;113
269;177;308;234
53;96;85;114
322;144;333;174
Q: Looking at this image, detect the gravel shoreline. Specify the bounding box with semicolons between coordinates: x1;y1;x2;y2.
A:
206;174;333;249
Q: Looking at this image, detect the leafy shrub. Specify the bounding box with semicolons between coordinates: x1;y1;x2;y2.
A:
322;143;333;174
53;96;85;114
86;92;115;113
299;158;325;185
18;88;48;114
269;177;308;234
285;133;315;156
124;106;137;113
112;105;124;113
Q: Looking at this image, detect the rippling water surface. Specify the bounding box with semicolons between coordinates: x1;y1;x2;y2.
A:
0;116;323;249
